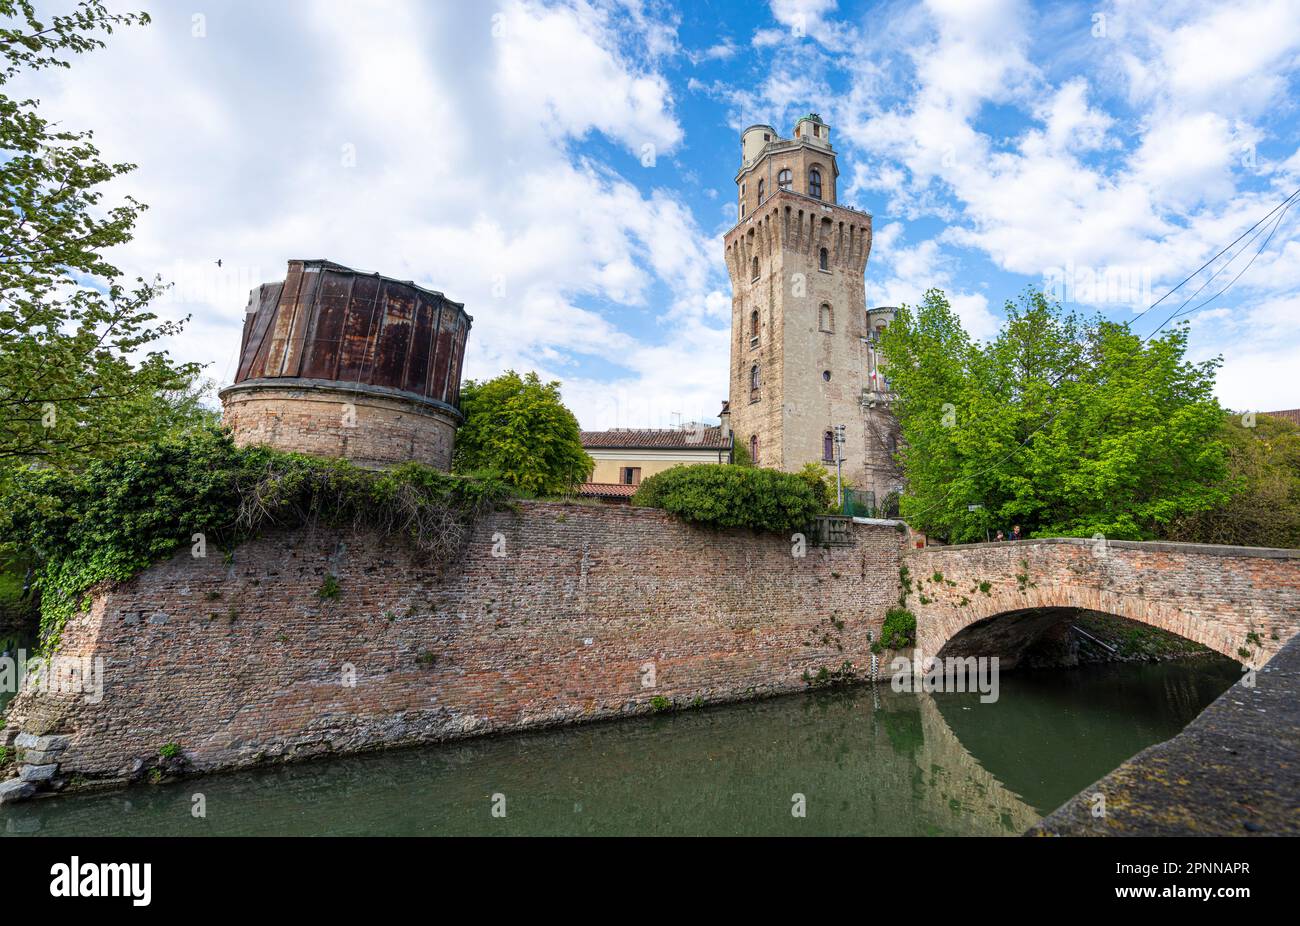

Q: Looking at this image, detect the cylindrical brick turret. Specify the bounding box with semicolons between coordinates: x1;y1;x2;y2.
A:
219;259;472;470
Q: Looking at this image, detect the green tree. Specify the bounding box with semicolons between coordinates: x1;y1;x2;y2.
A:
1166;412;1300;548
0;1;201;473
878;288;1229;542
452;370;592;495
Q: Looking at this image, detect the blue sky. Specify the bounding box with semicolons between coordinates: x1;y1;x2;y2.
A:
16;0;1300;426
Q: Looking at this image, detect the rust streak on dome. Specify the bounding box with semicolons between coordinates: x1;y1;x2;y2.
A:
233;258;473;412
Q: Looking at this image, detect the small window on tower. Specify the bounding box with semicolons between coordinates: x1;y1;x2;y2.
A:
757;178;765;203
819;247;829;271
809;167;822;200
823;431;835;462
750;434;760;463
819;303;833;332
751;256;759;280
778;168;792;191
750;363;760;391
750;310;759;340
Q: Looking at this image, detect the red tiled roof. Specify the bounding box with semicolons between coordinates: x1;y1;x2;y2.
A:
1264;409;1300;426
580;427;731;451
577;482;638;498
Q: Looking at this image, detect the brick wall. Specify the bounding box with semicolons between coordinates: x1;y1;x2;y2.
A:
221;382;458;470
5;504;903;784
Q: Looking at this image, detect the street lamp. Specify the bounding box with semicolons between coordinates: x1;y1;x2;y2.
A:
833;424;846;509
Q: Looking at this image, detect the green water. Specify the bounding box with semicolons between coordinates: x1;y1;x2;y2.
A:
1;657;1240;836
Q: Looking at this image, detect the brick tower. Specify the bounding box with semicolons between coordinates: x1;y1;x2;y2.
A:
724;114;901;508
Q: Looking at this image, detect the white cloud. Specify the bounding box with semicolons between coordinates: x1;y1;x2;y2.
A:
12;0;729;429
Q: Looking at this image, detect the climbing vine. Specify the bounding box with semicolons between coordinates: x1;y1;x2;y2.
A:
0;427;510;654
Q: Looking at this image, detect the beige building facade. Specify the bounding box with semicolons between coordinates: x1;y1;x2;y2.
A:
724;114;902;509
581;426;733;490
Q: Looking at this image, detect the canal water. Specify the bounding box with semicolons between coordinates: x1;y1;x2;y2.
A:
1;657;1240;836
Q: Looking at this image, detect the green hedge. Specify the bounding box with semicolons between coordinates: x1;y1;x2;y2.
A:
0;427;509;653
631;464;824;533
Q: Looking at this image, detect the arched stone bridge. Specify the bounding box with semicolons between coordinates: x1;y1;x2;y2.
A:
902;538;1300;668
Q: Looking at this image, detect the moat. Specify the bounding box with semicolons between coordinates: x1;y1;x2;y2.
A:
1;657;1240;837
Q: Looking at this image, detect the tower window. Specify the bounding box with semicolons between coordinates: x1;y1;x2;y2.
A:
750;434;760;463
750;309;759;339
778;168;792;191
751;256;759;281
819;247;829;271
809;167;822;200
757;178;765;203
819;303;833;332
822;370;832;382
823;431;835;463
750;363;760;391
740;203;746;218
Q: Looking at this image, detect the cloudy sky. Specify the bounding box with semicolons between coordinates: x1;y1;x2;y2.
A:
14;0;1300;426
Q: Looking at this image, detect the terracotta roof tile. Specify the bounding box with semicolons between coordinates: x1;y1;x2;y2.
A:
580;427;731;451
577;482;638;498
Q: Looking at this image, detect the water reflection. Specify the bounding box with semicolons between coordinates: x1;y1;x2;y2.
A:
1;657;1240;837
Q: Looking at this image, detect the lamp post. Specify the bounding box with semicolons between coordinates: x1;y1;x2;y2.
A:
833;424;846;509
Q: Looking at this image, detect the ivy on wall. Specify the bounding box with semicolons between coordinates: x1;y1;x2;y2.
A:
0;427;508;654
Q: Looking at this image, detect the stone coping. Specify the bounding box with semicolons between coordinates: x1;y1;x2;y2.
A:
219;377;464;421
913;536;1300;559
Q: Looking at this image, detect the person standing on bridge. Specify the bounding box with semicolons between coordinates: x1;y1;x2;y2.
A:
1011;525;1025;541
994;530;1006;542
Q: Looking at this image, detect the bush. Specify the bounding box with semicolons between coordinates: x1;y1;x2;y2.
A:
631;464;824;533
0;427;510;653
878;607;916;650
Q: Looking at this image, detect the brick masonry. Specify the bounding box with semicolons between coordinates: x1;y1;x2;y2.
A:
3;504;903;784
905;538;1300;666
220;381;459;470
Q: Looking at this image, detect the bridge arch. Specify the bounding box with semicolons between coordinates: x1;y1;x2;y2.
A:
920;584;1236;665
904;538;1300;669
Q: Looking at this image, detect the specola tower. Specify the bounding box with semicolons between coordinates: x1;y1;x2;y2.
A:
724;114;901;510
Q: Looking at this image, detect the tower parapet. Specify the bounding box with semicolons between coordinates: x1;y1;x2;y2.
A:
219;259;471;470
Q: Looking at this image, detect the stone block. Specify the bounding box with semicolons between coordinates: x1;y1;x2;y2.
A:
19;763;58;782
0;779;36;805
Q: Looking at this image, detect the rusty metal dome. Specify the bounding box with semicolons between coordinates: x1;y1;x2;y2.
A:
232;259;471;414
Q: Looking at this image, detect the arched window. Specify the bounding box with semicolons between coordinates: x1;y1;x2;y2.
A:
823;431;835;463
757;178;765;203
750;434;759;464
819;303;833;332
750;363;760;391
809;167;822;200
819;247;829;271
777;168;792;191
751;256;759;280
750;309;759;338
